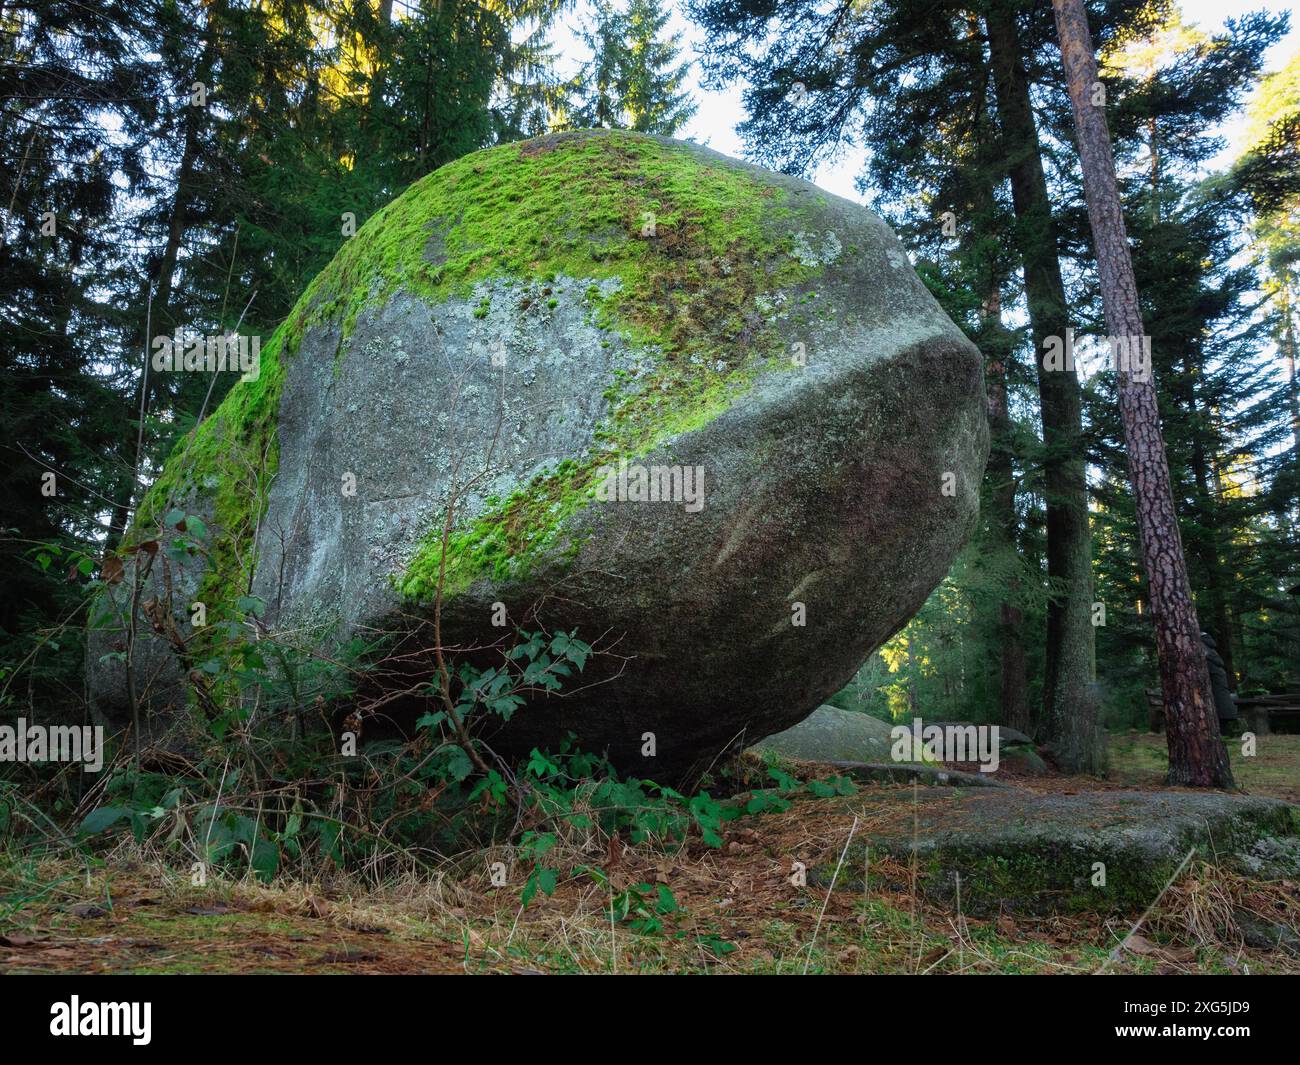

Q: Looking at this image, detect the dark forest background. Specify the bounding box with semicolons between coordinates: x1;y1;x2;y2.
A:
3;0;1297;744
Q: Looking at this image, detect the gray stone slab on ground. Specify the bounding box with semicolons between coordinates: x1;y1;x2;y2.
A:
818;787;1299;915
754;707;1040;769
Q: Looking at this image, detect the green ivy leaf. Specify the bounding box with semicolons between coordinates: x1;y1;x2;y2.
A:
443;745;473;782
78;806;127;836
522;867;556;907
236;594;266;618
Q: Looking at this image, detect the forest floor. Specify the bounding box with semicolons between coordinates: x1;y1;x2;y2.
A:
2;733;1297;975
1107;730;1300;803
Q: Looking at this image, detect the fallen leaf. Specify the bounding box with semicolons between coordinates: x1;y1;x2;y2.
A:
0;933;46;947
101;555;124;585
319;948;378;964
1123;933;1157;955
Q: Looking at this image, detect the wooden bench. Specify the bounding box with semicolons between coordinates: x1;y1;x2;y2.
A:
1147;688;1300;735
1235;692;1300;736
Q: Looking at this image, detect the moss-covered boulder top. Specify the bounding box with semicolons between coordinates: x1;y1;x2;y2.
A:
89;130;989;775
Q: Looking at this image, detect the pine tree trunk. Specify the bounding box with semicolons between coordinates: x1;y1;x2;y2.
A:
1284;287;1300;481
986;7;1101;771
980;292;1031;733
1052;0;1234;787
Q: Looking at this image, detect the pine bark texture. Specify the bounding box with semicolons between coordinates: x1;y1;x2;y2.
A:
1052;0;1234;787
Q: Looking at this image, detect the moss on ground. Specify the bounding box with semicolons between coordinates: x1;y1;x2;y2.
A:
918;847;1180;915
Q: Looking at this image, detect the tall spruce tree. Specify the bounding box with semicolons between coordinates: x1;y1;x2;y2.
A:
568;0;697;135
0;0;161;696
1234;49;1300;682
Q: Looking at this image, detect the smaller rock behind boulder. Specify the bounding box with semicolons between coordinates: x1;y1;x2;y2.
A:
753;705;899;763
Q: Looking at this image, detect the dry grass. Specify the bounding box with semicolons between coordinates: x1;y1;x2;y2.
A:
3;772;1297;975
1107;731;1300;802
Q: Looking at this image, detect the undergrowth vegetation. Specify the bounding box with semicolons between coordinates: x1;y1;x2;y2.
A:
3;529;857;956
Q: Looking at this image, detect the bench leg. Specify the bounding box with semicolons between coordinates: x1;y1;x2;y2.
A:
1244;706;1271;736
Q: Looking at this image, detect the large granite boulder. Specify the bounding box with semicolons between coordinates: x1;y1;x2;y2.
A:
87;130;988;776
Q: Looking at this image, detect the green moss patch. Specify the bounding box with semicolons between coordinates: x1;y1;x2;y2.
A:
131;322;292;632
131;132;831;610
375;133;822;600
304;131;798;349
811;788;1300;916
